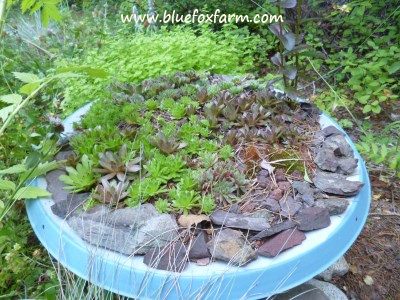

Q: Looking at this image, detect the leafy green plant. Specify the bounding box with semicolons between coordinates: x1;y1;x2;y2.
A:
169;188;200;215
154;199;171;214
144;152;186;183
127;178;166;207
59;155;98;192
199;195;216;215
57;25;260;113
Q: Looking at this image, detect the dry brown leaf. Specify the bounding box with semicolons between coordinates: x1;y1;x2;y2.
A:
178;214;210;228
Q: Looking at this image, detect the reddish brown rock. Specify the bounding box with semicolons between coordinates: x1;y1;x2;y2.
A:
278;181;291;191
296;207;331;231
275;169;286;182
270;188;284;200
258;229;306;257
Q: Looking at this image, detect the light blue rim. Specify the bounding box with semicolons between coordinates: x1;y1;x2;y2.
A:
26;106;371;299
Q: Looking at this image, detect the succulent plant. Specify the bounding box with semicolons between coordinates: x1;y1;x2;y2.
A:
94;145;141;181
204;101;223;127
92;179;129;206
239;103;269;127
199;161;247;205
59;155;98;193
154;199;171;213
150;132;186;154
169;188;200;215
196;87;210;104
199;195;216;215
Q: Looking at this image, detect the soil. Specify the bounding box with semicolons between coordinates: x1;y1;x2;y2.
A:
333;168;400;299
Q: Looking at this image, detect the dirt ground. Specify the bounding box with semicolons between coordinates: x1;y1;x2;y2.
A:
333;167;400;299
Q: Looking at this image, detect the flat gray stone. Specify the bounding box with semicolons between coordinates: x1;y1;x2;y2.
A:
315;198;349;216
316;256;349;281
279;196;302;217
322;126;343;138
296;207;331;231
292;181;314;196
46;169;69;203
260;197;280;212
210;210;270;232
208;228;257;266
315;149;358;175
250;220;297;241
68;213;179;255
105;204;158;228
55;150;76;162
51;193;90;219
307;279;348;300
313;170;363;196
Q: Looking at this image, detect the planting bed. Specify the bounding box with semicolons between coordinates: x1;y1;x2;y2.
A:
27;72;370;299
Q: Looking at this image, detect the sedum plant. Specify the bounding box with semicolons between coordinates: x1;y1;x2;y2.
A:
59;155;98;193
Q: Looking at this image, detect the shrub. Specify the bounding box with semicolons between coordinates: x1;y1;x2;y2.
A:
57;25;260;114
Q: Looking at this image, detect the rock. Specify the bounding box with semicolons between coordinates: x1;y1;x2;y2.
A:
275;169;286;182
258;228;306;257
188;231;210;260
337;157;358;175
307;279;348;300
76;205;112;222
105;204;159;228
316;256;349;281
51;193;90;219
296;207;331;231
45;170;69;203
134;214;180;254
227;203;240;214
210;210;270;232
208;229;256;266
315;198;349;215
313;170;363;196
315;149;358;175
292;181;314;196
315;149;340;173
260;197;280;212
322;126;343;138
324;135;353;157
299;194;315;206
68;217;138;255
257;171;272;189
143;241;188;272
55;150;76;162
68;213;179;255
279;196;302;217
274;283;329;300
250;220;297;241
270;188;284;200
278;181;291;191
245;209;273;220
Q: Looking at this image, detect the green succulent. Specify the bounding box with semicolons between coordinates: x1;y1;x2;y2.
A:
169;188;200;215
199;195;216;215
145;152;186;183
59;155;98;193
154;199;171;214
127;178;166;207
150;132;186;155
